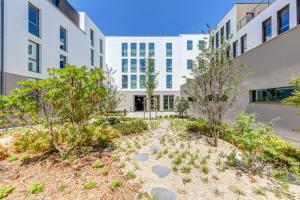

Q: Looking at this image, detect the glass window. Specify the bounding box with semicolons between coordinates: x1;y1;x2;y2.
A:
60;27;67;51
262;18;272;42
122;75;128;89
149;43;155;57
278;5;289;34
122;43;128;57
233;41;238;58
241;35;247;54
131;43;137;57
164;96;174;111
140;59;146;73
250;87;295;103
28;41;39;73
60;55;67;68
100;39;103;54
149;59;155;73
90;29;94;46
215;32;219;48
220;26;225;44
166;75;172;89
131;75;137;89
166;43;172;57
51;0;59;6
100;56;103;68
90;49;94;66
140;43;146;57
226;20;231;40
198;40;205;50
28;3;39;37
298;0;300;24
131;59;137;73
140;75;146;89
187;60;193;70
122;59;128;73
166;59;172;73
187;40;193;50
211;37;215;49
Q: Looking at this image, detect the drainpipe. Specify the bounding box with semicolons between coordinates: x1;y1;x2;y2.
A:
0;0;4;95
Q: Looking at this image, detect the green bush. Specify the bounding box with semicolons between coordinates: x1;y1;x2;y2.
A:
110;179;123;190
108;117;120;125
93;118;105;127
83;180;97;189
186;118;210;134
92;160;104;168
114;120;148;135
28;182;44;194
0;185;14;199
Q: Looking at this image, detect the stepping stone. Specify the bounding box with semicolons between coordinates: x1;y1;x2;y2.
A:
150;145;162;152
151;187;177;200
135;153;149;161
153;133;165;139
152;165;171;178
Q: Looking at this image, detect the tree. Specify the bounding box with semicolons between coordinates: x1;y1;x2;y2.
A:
175;96;190;118
144;57;159;120
185;33;247;147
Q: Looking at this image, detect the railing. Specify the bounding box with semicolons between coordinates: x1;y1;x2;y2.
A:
237;0;276;30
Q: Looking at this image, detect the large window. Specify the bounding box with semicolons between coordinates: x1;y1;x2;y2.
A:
262;18;272;42
250;87;295;103
122;59;128;73
149;43;155;57
166;59;172;73
60;27;67;51
278;5;290;34
131;75;137;89
226;20;231;40
28;3;39;37
187;40;193;50
28;41;40;73
131;43;137;57
122;75;128;89
100;39;103;54
140;43;146;57
122;43;128;57
131;59;137;73
60;55;67;68
90;49;94;66
164;96;174;111
233;41;238;58
187;60;193;70
166;75;172;89
140;75;146;89
220;26;224;44
149;59;155;73
240;35;247;54
140;59;146;73
166;43;172;57
90;29;94;46
215;32;219;48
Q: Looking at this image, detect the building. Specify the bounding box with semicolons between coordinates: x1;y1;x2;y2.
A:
105;34;208;112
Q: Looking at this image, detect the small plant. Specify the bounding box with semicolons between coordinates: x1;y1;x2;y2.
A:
99;167;109;176
201;176;209;184
110;179;123;190
182;177;192;184
213;188;222;197
173;155;183;165
92;160;104;168
252;186;266;196
230;186;246;196
57;182;67;192
126;170;135;179
20;155;30;162
226;151;237;167
28;181;44;194
83;180;97;189
0;185;14;199
202;165;209;174
181;166;192;174
112;154;120;162
7;155;18;162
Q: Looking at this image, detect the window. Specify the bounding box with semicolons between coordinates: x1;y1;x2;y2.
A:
131;75;137;89
131;59;137;73
122;75;128;89
220;26;225;44
100;56;103;68
215;32;219;48
90;29;94;46
122;43;128;57
51;0;59;6
100;39;103;54
187;60;193;70
226;20;231;40
60;55;67;68
166;43;172;57
211;37;215;49
240;35;247;54
198;40;205;50
140;43;146;57
233;41;238;58
298;0;300;24
90;49;94;66
28;3;39;37
140;75;146;89
250;87;295;103
131;43;137;57
164;96;174;111
60;27;67;51
187;40;193;50
166;59;172;73
28;41;39;73
149;59;155;73
262;18;272;42
278;5;289;34
166;75;172;89
140;59;146;73
150;96;160;110
149;43;155;57
122;59;128;73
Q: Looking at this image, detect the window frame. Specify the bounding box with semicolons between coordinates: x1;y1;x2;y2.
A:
149;43;155;57
122;75;128;89
122;59;128;73
122;43;128;57
187;59;193;70
28;40;40;73
60;26;67;51
139;43;146;57
220;26;225;44
28;3;40;37
262;17;272;43
131;75;137;89
215;32;219;48
90;49;94;66
187;40;193;51
240;34;247;54
226;20;231;40
100;39;103;54
233;41;238;58
140;75;146;89
90;29;94;46
163;95;174;111
131;43;137;57
277;5;290;34
166;75;172;89
166;43;172;57
130;59;137;73
60;54;67;68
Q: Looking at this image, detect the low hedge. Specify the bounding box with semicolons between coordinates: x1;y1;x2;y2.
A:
114;120;148;135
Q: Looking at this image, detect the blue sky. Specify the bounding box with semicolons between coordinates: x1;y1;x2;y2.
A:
69;0;239;36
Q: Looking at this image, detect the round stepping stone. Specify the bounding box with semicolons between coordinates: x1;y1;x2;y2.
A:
135;153;149;161
151;187;177;200
152;165;171;178
150;145;162;152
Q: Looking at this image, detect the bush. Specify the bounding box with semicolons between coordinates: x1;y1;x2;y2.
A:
0;185;13;199
93;118;105;127
186;118;210;134
110;179;123;190
28;182;44;194
92;160;104;168
108;117;120;126
175;97;190;118
114;120;148;135
0;145;8;161
83;180;97;189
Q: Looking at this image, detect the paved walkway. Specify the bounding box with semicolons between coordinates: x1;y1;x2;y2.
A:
127;112;176;118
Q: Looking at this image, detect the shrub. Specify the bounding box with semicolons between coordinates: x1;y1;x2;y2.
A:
28;182;44;194
110;179;123;190
92;160;104;168
83;180;97;189
0;185;14;199
114;120;148;135
92;128;116;148
7;155;18;162
93;118;105;127
108;117;120;126
175;96;190;118
186;118;210;134
0;145;8;161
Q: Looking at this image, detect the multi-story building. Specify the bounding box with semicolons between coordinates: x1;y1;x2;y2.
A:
105;35;208;112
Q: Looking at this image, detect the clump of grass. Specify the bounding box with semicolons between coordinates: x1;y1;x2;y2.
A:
172;165;178;173
172;155;183;166
0;185;14;199
28;181;44;194
7;155;18;162
201;176;209;184
112;154;120;162
110;179;123;190
252;186;266;196
92;160;104;168
230;186;246;196
181;165;192;174
99;167;109;176
83;180;97;189
213;188;222;197
182;177;192;184
226;151;237;167
202;165;209;174
126;170;135;179
57;182;67;192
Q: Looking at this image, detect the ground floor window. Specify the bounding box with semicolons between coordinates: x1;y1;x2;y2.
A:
28;40;40;73
249;86;295;103
164;95;174;111
151;96;160;111
60;55;67;68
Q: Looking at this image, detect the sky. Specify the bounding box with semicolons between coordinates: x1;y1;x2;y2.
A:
68;0;239;36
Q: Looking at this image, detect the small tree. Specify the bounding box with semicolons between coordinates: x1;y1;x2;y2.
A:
175;96;190;118
186;33;247;147
144;57;159;120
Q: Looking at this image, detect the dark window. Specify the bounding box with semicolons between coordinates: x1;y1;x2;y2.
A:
28;3;39;37
240;35;247;54
166;59;172;73
187;40;193;50
90;49;94;66
90;29;94;46
140;75;146;89
28;40;40;73
149;43;155;57
100;39;103;54
215;32;219;48
198;40;205;49
149;59;155;73
211;37;215;49
122;75;128;89
166;75;172;89
140;59;146;73
51;0;59;6
262;18;272;42
60;27;67;51
131;75;137;89
131;43;137;57
250;87;295;103
140;43;146;57
166;43;172;57
122;43;128;57
298;0;300;24
122;59;128;73
60;55;67;68
100;56;103;68
233;41;238;58
226;20;231;40
163;96;174;111
187;60;193;70
220;26;224;44
131;59;137;73
278;5;289;34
